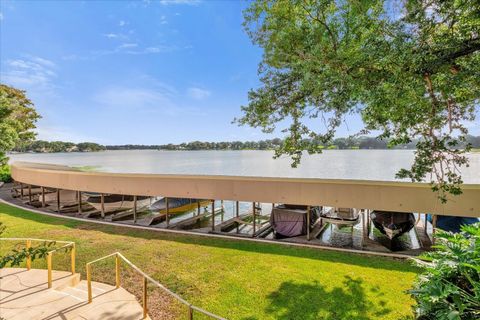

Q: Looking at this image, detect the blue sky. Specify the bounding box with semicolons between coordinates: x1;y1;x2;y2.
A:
0;0;478;145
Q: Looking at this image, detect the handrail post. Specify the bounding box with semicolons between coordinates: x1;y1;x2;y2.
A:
86;263;92;303
115;253;121;288
47;252;53;288
71;243;76;274
143;276;148;319
26;239;32;270
188;305;193;320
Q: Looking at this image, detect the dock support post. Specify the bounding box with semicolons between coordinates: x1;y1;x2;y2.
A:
307;206;311;241
211;200;215;232
41;187;45;207
57;189;60;213
100;194;105;218
197;201;200;216
252;202;256;237
424;213;428;235
166;197;169;227
221;200;224;223
20;183;24;199
363;210;368;242
28;185;32;204
432;214;437;245
77;191;82;214
236;201;239;233
133;195;137;224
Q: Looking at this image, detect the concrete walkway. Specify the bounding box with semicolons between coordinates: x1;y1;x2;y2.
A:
0;268;148;320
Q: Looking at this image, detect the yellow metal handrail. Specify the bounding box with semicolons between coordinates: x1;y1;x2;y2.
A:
86;252;226;320
0;238;76;288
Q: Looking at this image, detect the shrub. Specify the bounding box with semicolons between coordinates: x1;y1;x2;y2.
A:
0;165;12;183
410;223;480;320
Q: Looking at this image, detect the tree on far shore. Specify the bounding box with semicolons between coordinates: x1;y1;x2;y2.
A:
238;0;480;202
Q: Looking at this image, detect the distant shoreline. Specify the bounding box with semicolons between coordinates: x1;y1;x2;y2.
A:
12;136;480;154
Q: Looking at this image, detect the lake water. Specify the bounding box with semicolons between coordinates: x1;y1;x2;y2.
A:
8;149;480;183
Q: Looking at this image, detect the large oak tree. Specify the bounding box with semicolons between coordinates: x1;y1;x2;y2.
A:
238;0;480;202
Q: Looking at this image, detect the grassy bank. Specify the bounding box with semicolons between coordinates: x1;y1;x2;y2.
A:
0;203;419;319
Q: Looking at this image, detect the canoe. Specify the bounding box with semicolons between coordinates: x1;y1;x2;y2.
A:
427;215;479;233
371;210;415;240
86;194;151;213
150;198;211;214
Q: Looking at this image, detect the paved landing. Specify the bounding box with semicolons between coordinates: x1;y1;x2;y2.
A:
0;268;148;320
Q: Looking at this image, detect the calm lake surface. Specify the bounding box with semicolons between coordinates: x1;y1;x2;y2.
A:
8;150;480;183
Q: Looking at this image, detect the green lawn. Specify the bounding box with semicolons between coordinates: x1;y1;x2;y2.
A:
0;203;419;319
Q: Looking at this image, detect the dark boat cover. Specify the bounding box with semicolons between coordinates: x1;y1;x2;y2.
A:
428;215;479;233
270;205;319;238
371;211;415;240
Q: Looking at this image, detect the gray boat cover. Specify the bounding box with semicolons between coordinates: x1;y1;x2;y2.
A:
270;205;318;237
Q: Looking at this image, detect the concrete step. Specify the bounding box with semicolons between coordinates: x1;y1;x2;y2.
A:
1;268;149;319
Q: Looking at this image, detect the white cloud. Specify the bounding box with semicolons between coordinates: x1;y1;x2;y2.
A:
93;78;204;117
121;45;175;55
119;20;126;27
0;12;4;21
187;87;211;100
94;86;177;114
160;15;168;25
30;56;56;68
159;0;201;5
118;43;138;49
104;33;119;39
1;56;57;90
35;125;101;143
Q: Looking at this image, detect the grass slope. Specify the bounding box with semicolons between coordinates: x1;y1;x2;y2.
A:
0;203;419;319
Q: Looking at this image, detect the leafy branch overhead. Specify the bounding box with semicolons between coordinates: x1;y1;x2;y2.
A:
0;84;40;167
238;0;480;202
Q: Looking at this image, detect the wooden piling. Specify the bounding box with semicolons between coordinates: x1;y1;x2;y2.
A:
236;201;239;233
78;191;82;214
28;185;32;203
56;189;60;213
100;194;105;218
252;202;256;237
432;214;437;245
20;183;24;199
197;201;201;216
166;197;169;227
221;200;224;223
307;206;311;241
211;200;215;232
41;187;45;207
424;213;428;235
133;195;137;223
